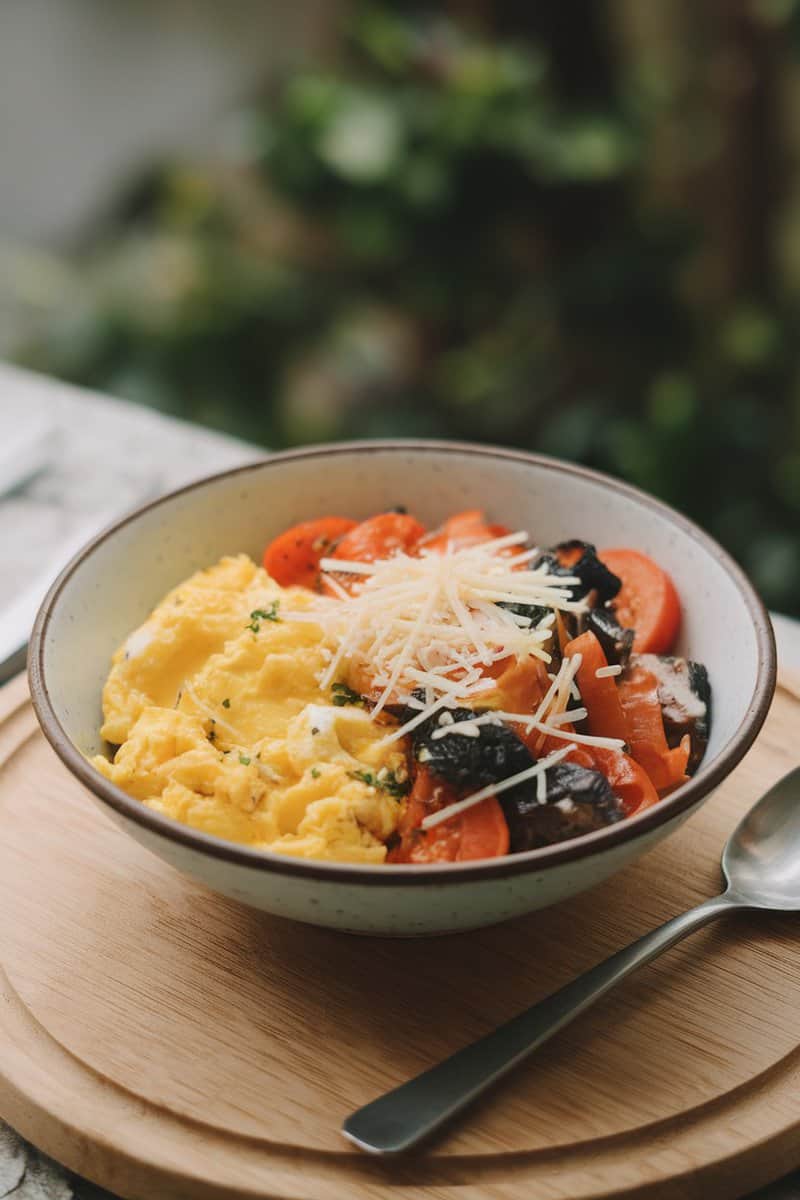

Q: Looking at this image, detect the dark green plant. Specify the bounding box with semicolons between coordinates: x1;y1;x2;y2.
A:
10;1;800;611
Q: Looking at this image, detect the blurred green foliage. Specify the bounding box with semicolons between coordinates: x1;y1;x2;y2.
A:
7;1;800;610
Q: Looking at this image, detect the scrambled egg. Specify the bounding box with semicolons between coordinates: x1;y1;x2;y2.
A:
92;555;406;863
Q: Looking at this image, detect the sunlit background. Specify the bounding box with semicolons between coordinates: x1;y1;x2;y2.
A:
3;1;800;611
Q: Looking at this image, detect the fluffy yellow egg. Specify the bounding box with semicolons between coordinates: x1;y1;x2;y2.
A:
92;556;406;863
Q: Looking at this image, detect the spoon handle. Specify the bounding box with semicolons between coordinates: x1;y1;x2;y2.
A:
343;891;739;1155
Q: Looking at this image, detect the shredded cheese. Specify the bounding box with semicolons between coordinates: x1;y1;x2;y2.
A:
547;706;588;727
305;535;589;717
430;705;624;751
319;572;350;601
376;692;455;747
595;663;623;678
181;678;245;741
275;533;630;818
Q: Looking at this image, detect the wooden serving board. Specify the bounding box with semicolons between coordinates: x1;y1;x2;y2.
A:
2;672;800;1200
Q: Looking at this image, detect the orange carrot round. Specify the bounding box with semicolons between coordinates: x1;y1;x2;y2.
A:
388;766;509;863
330;513;426;564
599;548;681;654
263;517;356;589
422;509;511;553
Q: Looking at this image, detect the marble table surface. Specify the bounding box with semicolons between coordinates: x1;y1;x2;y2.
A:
0;362;798;1200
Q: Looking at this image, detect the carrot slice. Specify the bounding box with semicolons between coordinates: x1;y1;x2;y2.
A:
511;718;659;818
563;631;628;743
263;517;356;589
323;512;427;597
491;655;551;713
330;513;426;564
599;548;681;654
458;796;511;861
588;747;660;816
617;664;690;791
388;766;509;863
422;509;511;553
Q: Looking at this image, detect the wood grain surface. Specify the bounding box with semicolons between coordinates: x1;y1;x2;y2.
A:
1;670;800;1199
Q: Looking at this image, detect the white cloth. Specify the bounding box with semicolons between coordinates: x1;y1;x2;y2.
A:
0;363;259;604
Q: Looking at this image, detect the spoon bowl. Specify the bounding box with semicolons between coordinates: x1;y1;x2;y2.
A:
723;765;800;910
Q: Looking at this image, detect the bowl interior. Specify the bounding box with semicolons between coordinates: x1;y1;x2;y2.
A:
37;444;769;796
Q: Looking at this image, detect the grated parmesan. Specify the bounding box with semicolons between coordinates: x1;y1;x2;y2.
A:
430;703;624;751
595;663;623;679
278;532;603;764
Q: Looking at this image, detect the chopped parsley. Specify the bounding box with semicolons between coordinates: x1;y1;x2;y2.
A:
222;698;231;709
246;602;280;633
348;767;409;798
331;681;368;708
239;753;251;766
311;767;321;779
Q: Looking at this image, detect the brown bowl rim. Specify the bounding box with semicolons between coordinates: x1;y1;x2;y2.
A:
29;439;777;886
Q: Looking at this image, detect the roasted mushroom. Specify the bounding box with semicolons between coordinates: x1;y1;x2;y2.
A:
632;653;711;773
411;706;534;790
411;706;625;851
501;761;625;852
533;540;622;604
497;600;551;628
583;605;635;667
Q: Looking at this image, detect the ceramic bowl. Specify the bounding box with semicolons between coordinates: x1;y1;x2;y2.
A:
29;442;776;935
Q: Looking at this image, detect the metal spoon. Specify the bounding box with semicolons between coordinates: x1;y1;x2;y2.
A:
343;765;800;1155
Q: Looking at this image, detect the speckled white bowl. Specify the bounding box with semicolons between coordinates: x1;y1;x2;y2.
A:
29;442;775;935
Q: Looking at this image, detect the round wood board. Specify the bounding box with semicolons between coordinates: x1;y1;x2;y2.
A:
1;672;800;1200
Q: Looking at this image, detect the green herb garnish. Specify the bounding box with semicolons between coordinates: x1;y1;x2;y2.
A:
348;767;409;798
311;767;321;779
246;602;280;632
239;753;251;766
222;698;231;709
331;681;368;708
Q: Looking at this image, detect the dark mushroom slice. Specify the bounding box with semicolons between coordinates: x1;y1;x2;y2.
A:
410;705;626;851
411;706;534;791
534;540;622;604
583;605;635;668
497;601;550;628
501;761;625;853
631;653;711;774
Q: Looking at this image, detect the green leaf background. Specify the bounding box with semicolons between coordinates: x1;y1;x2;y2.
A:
7;0;800;611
